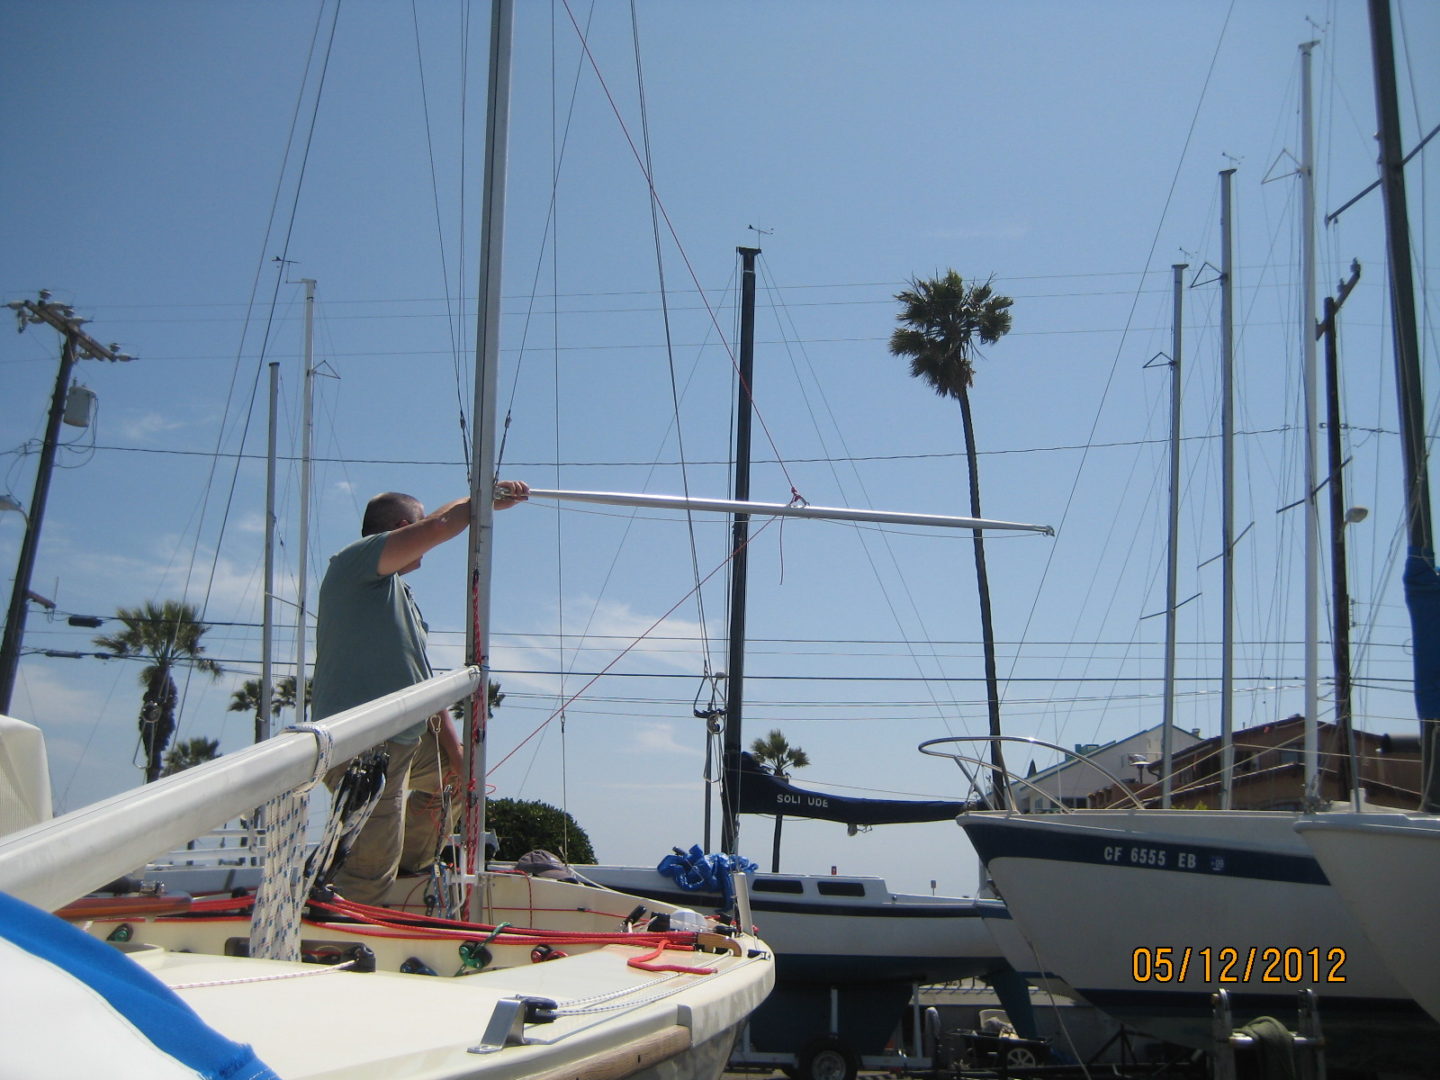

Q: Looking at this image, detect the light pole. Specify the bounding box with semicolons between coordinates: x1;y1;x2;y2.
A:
0;294;131;714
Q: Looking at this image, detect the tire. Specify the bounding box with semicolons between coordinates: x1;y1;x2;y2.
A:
797;1036;859;1080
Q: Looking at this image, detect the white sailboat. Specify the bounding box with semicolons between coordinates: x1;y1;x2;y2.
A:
0;3;775;1076
946;23;1440;1073
1295;812;1440;1025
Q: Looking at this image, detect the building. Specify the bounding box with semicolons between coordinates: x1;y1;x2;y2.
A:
1084;715;1422;810
1008;723;1202;813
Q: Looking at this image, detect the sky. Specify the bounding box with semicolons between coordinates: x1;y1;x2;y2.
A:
1;1;1437;897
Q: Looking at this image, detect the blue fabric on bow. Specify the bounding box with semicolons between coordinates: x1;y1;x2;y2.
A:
656;845;757;909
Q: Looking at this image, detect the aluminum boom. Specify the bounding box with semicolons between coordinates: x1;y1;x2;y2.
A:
524;487;1054;535
0;667;483;913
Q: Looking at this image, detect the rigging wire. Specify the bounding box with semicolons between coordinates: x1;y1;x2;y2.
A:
629;0;718;692
489;0;599;802
754;257;972;740
1011;0;1240;754
409;0;471;474
556;0;802;501
486;515;783;781
161;1;343;752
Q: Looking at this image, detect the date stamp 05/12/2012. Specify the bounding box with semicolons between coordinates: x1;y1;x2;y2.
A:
1131;946;1347;985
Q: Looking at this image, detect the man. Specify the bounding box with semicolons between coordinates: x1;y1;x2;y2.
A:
311;483;527;904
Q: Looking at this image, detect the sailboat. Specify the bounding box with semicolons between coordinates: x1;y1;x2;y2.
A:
947;22;1440;1074
0;3;775;1076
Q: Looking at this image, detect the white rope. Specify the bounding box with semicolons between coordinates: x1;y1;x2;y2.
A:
247;723;336;961
171;959;358;990
247;789;310;961
285;722;335;791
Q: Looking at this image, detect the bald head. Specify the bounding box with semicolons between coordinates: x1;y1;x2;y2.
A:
362;492;423;536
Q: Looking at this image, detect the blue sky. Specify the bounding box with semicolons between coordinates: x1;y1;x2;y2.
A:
2;1;1436;895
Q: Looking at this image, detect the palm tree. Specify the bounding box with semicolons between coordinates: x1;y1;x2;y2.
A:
162;736;221;776
750;728;810;777
890;270;1014;807
449;680;506;722
229;675;309;743
94;600;223;783
750;729;810;872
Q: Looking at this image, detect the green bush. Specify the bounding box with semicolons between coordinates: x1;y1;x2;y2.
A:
487;797;596;864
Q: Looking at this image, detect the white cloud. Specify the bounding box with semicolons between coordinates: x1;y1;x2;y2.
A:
119;412;188;443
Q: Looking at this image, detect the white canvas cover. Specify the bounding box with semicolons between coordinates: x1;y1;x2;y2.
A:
0;713;52;836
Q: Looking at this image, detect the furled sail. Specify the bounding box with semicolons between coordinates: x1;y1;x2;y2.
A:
733;753;978;825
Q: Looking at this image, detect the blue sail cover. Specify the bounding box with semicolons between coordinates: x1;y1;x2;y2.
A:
1406;549;1440;721
0;890;279;1079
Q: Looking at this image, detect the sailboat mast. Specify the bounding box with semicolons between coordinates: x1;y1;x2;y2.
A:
721;246;760;855
261;363;279;743
1160;263;1185;809
1367;0;1439;811
466;0;513;916
1300;40;1321;803
1219;168;1236;809
296;277;316;725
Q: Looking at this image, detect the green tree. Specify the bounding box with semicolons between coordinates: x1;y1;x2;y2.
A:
750;729;810;872
162;736;221;776
94;600;223;783
890;270;1014;807
229;675;309;743
487;797;595;864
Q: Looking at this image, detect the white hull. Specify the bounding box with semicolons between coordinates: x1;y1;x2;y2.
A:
578;864;1006;984
972;897;1077;1000
20;869;772;1080
959;809;1440;1072
1296;811;1440;1025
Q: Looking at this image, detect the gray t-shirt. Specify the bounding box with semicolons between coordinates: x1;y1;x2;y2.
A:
311;532;431;743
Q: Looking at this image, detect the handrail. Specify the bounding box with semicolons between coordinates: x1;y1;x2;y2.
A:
0;666;483;912
919;734;1147;811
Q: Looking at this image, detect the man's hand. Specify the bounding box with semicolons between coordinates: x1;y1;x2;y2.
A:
494;480;529;510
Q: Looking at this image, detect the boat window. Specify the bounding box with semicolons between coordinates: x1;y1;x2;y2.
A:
753;878;805;894
816;881;866;898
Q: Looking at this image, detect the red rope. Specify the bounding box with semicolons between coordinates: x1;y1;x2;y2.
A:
146;893;722;973
626;941;717;976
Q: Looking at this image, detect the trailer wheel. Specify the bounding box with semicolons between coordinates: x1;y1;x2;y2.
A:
797;1036;858;1080
1004;1044;1042;1068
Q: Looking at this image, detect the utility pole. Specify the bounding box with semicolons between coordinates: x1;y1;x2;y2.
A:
0;294;132;713
1318;261;1362;803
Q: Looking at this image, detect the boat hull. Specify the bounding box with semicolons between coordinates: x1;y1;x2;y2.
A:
1296;811;1440;1025
959;809;1440;1072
